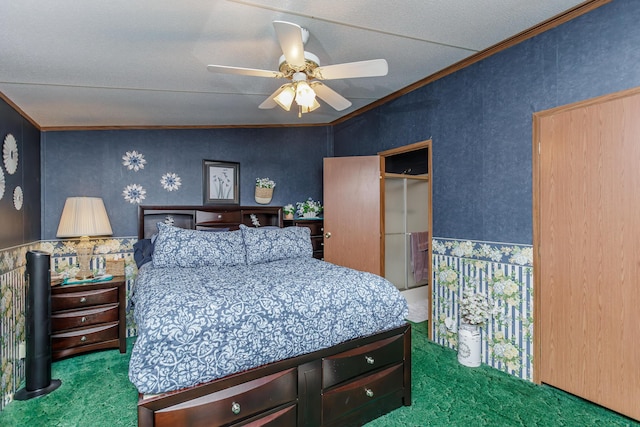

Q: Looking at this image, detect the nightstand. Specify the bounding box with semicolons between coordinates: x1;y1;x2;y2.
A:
284;218;324;260
50;276;126;360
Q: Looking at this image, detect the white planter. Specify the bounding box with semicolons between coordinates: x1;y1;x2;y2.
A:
457;322;481;367
301;212;319;218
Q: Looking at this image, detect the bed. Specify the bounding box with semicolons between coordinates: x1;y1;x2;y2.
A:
131;205;412;427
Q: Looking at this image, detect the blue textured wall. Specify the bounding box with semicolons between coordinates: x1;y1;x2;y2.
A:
334;0;640;244
5;0;640;246
0;98;40;248
42;127;330;239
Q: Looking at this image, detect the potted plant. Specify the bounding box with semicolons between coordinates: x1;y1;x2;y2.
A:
458;288;490;368
296;198;323;218
255;178;275;204
283;204;295;220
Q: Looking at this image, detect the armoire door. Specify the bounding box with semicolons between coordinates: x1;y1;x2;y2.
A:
534;88;640;420
323;156;382;275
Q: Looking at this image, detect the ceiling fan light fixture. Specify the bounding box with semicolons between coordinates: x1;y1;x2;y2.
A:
295;80;316;108
301;98;321;114
274;85;296;111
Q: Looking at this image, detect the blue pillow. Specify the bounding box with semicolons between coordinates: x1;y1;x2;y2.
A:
240;224;312;265
152;222;246;268
133;239;154;268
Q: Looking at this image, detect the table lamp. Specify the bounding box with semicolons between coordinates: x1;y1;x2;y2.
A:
56;197;113;280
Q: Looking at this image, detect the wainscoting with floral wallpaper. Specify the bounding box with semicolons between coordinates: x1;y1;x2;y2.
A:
2;235;536;409
432;238;534;381
0;238;137;410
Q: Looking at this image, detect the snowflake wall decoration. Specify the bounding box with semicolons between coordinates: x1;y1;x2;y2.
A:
0;166;4;201
3;134;18;175
13;186;23;210
123;183;146;204
160;172;181;191
122;150;146;171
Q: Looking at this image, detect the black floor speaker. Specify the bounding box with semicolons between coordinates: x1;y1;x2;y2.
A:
15;250;61;400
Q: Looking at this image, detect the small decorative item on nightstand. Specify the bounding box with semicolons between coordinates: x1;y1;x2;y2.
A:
105;257;125;276
255;177;275;204
283;204;295;220
296;197;323;218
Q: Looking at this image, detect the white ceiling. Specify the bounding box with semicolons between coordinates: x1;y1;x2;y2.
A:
1;0;589;129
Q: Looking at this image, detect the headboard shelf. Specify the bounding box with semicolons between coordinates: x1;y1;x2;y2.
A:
138;205;283;239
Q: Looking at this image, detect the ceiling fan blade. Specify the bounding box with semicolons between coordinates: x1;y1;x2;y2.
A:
273;21;306;68
312;59;388;80
207;64;283;79
258;85;287;109
310;82;352;111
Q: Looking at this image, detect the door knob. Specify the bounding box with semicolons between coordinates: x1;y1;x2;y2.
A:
324;232;331;239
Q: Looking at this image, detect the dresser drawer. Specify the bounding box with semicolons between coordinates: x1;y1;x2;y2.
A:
52;287;118;311
52;322;119;351
322;363;403;424
51;304;119;330
233;403;296;427
322;334;404;388
154;368;297;427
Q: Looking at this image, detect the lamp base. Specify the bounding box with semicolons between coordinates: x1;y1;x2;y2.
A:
75;238;95;280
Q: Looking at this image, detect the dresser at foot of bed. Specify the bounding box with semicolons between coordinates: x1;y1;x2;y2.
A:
138;324;411;427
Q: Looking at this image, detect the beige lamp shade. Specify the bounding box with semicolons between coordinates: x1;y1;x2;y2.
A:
56;197;113;238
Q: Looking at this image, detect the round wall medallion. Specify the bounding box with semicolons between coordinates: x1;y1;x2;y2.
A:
0;166;5;200
3;134;19;175
14;186;23;210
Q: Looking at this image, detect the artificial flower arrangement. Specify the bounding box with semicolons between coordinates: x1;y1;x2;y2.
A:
255;177;276;188
296;198;323;217
283;204;295;217
255;178;276;204
459;288;491;327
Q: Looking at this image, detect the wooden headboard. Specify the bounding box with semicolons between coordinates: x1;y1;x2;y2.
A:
137;205;283;239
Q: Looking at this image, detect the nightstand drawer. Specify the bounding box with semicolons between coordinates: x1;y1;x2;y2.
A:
52;322;119;351
322;334;404;388
301;221;323;236
51;304;119;330
51;287;118;311
310;236;323;251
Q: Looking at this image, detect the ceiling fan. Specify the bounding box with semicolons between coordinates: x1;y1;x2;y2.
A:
207;21;388;117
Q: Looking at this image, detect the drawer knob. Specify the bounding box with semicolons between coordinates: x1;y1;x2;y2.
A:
365;388;374;398
324;232;331;239
365;356;375;365
81;317;86;323
231;402;241;415
80;297;87;303
80;336;87;342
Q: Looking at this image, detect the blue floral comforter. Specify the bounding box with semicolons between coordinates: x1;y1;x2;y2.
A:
128;258;408;394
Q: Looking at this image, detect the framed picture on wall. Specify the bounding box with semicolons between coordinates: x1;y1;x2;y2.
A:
203;160;240;205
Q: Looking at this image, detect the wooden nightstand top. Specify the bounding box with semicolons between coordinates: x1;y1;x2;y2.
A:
51;275;126;294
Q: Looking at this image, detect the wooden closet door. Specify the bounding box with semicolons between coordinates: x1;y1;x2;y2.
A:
323;156;382;275
535;89;640;420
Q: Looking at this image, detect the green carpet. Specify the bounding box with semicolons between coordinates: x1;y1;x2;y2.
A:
1;324;637;426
